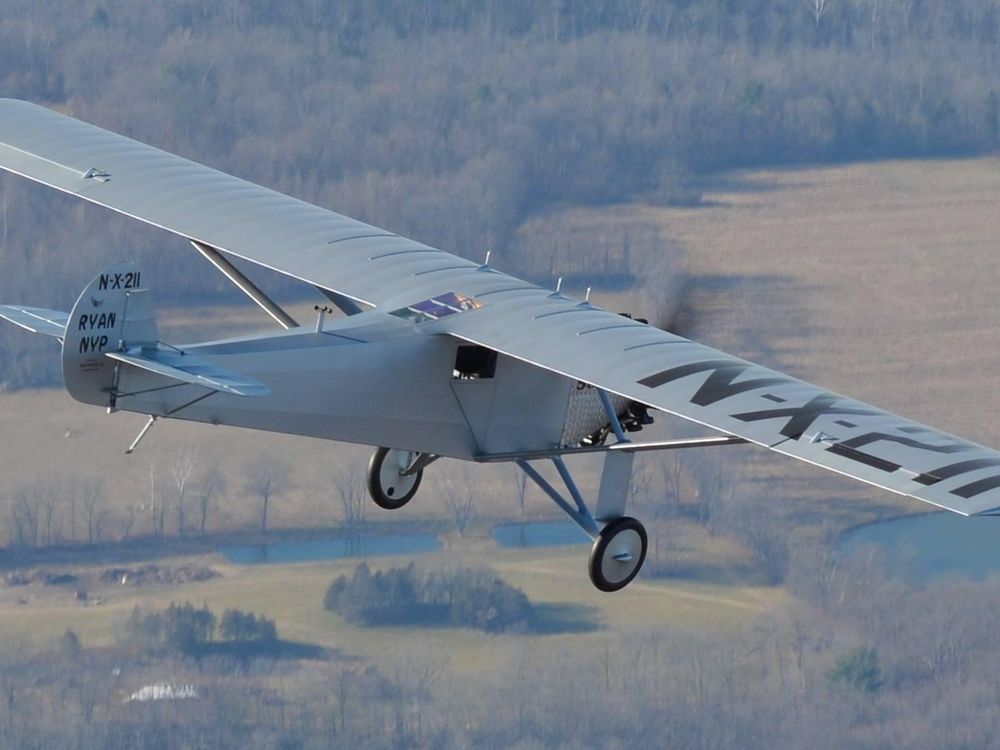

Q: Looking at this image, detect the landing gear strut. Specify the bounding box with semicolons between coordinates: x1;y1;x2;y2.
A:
516;455;648;593
367;447;435;510
514;388;650;592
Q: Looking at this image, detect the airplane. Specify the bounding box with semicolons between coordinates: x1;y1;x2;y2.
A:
2;98;1000;593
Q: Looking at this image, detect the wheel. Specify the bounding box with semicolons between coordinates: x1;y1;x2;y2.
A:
588;516;647;592
367;447;423;510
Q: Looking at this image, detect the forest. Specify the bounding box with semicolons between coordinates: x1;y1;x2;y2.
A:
2;2;1000;748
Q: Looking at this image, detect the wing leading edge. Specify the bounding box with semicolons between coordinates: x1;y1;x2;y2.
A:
2;99;998;516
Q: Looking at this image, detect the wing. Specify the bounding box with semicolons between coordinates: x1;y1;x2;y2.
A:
0;99;479;308
0;305;68;338
3;99;999;515
430;292;1000;516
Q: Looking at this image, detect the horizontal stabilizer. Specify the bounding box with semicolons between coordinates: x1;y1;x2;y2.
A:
0;305;69;338
107;347;269;397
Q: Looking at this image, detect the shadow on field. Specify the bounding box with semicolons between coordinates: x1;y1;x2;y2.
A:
529;603;602;635
646;562;767;588
197;639;328;661
697;171;810;199
328;603;602;635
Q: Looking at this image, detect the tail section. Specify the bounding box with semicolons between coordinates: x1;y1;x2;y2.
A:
3;261;269;407
62;261;155;407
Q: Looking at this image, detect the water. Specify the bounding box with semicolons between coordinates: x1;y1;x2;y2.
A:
220;533;441;565
493;520;590;549
840;512;1000;582
220;521;590;565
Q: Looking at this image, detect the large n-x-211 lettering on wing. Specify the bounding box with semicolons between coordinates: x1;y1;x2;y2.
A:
637;358;1000;504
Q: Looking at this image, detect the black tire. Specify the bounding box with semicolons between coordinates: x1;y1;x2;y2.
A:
588;516;648;592
367;447;423;510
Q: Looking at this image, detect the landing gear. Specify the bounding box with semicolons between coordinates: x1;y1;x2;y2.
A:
516;454;649;593
367;447;422;509
513;388;652;592
367;447;432;510
588;517;647;592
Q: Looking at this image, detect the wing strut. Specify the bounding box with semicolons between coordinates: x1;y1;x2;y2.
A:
190;240;299;329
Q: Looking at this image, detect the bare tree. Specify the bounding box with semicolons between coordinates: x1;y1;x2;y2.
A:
806;0;829;28
120;504;137;541
333;464;366;524
389;651;450;740
169;452;196;537
511;464;529;516
244;456;293;536
650;452;687;520
146;462;166;539
443;473;476;536
9;485;40;547
36;481;64;546
79;478;105;545
0;651;23;722
66;478;78;542
196;465;225;536
692;452;730;526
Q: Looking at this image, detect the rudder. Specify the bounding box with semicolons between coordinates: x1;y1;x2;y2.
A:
62;262;157;407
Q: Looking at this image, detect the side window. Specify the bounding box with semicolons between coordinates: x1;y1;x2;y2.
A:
453;345;497;379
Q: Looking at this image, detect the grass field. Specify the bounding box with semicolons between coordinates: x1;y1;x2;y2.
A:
0;544;785;668
2;156;1000;659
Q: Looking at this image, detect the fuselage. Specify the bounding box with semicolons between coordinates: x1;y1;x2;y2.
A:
110;309;585;461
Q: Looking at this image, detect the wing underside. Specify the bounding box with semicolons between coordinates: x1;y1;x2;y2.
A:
3;99;999;515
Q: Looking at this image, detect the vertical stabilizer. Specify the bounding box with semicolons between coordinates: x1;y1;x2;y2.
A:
62;262;156;407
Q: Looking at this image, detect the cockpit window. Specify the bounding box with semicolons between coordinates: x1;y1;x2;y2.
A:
389;292;484;324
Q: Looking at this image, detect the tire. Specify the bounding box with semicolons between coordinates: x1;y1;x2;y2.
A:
588;516;648;592
367;447;422;510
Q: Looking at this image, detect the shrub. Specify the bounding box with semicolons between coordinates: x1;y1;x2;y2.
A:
324;564;534;632
827;646;883;694
219;608;278;643
123;602;280;656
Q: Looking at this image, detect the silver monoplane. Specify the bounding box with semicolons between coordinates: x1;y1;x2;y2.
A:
2;99;998;592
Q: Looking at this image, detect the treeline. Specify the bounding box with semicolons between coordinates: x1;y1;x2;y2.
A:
324;562;534;632
0;1;998;386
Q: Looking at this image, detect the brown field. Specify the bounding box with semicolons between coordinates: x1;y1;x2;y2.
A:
2;156;1000;655
588;157;1000;530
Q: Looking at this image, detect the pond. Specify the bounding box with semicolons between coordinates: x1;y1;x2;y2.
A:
220;520;591;565
220;533;441;565
493;520;590;549
839;512;1000;582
